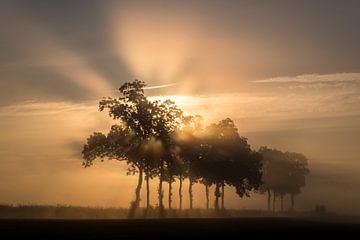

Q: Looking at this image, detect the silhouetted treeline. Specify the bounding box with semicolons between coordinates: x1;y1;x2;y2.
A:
258;147;309;212
82;80;309;217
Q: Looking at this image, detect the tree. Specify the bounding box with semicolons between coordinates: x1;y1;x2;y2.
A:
259;147;289;212
141;137;163;213
87;80;182;217
217;119;263;207
284;151;310;211
150;99;183;215
97;80;157;217
82;125;144;217
200;118;262;211
259;147;309;212
200;122;226;211
174;115;204;210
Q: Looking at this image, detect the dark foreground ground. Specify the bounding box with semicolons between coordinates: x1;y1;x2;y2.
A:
1;217;359;239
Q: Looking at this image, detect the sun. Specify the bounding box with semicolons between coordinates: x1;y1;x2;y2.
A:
148;95;194;106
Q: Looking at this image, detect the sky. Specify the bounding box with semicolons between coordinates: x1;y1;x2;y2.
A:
0;0;360;215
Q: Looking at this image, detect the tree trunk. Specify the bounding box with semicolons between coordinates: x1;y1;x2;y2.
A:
128;166;143;218
280;195;284;212
267;190;271;211
168;181;172;210
146;169;150;210
189;178;193;210
221;182;225;210
214;183;220;211
179;176;183;210
291;194;295;211
205;184;209;210
272;191;276;212
158;161;164;216
135;167;143;207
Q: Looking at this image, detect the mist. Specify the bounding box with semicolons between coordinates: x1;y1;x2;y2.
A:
1;0;360;217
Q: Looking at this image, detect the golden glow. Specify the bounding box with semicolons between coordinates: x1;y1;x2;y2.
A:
108;4;205;94
1;2;360;216
148;95;193;105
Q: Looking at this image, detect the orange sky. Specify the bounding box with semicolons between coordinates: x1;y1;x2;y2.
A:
0;0;360;215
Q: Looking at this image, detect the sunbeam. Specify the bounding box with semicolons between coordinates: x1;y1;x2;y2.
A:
0;4;112;98
108;2;198;93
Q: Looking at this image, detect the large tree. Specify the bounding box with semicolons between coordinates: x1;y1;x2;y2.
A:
85;80;182;217
98;80;156;217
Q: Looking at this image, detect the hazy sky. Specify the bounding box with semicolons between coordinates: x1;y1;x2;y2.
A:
0;0;360;214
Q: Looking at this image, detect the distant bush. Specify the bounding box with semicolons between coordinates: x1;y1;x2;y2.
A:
315;204;327;215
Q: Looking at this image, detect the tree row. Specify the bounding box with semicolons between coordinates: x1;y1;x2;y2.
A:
82;80;309;217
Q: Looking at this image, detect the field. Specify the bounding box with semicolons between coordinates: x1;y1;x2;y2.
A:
0;205;359;239
1;218;359;239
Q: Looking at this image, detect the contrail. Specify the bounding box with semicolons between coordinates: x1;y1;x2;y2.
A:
143;83;177;90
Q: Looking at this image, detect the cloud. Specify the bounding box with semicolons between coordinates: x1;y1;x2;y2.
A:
253;72;360;84
0;100;98;117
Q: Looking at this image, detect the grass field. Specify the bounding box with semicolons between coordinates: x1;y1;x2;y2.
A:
1;205;360;239
1;217;359;239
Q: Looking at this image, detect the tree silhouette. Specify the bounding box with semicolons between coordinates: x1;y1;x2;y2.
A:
82;125;143;217
174;115;204;210
259;147;309;212
259;147;289;212
200;122;225;211
85;80;182;218
150;99;182;215
217;119;263;207
284;151;310;211
98;80;156;217
141;137;163;214
200;118;262;211
82;80;309;217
